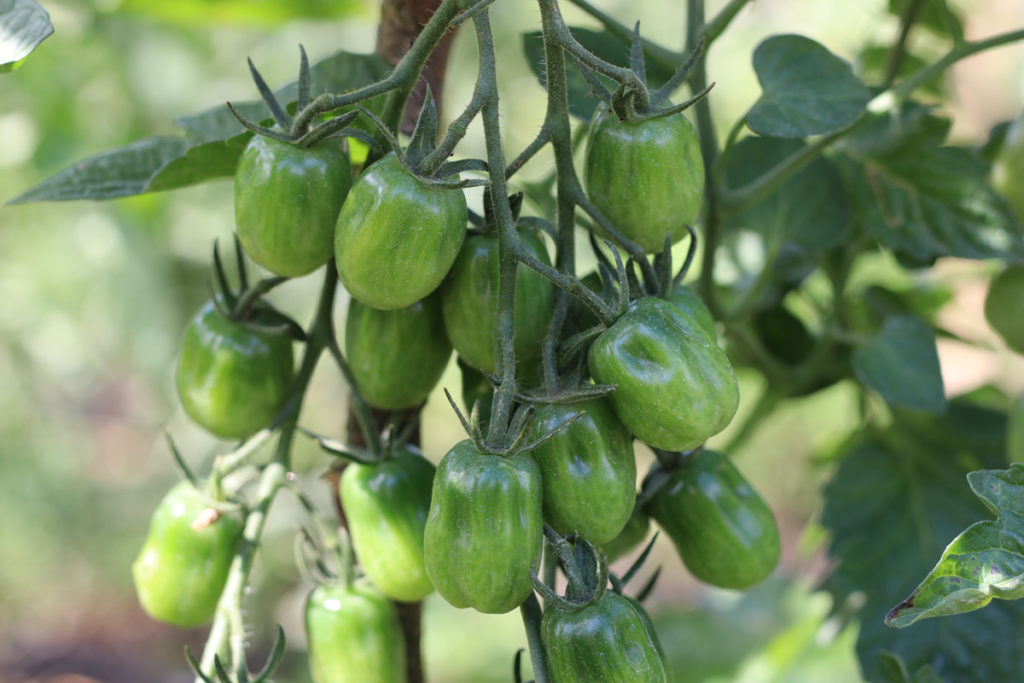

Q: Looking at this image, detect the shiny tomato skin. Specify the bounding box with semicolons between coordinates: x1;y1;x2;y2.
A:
235;135;352;277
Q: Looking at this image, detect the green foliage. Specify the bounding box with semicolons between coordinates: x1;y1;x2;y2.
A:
886;464;1024;628
9;51;389;202
851;315;946;413
822;400;1024;681
746;35;871;138
0;0;52;72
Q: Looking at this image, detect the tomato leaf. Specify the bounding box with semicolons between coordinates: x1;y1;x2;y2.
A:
8;50;389;203
521;27;674;121
837;103;1024;262
0;0;53;73
822;400;1024;681
885;464;1024;628
852;315;946;414
746;34;871;139
887;0;963;43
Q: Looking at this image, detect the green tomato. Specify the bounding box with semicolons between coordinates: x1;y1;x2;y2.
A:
585;108;704;254
440;228;556;374
132;481;243;627
423;440;543;614
530;399;636;545
665;285;716;339
992;116;1024;229
176;300;294;439
345;293;452;410
985;265;1024;355
335;152;467;309
340;447;436;602
648;450;780;589
542;591;668;683
588;297;739;451
235;135;352;277
305;579;406;683
1009;390;1024;465
601;504;650;563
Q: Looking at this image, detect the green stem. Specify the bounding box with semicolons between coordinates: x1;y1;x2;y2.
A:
702;0;752;46
196;267;338;682
291;0;462;135
884;0;925;88
469;10;519;447
520;593;551;683
687;0;723;319
720;27;1024;214
565;0;682;73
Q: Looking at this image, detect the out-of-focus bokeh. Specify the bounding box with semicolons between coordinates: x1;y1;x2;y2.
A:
2;0;1023;681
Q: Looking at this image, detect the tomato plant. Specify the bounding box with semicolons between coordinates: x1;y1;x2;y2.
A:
234;135;352;277
10;0;1024;681
422;439;543;614
305;580;406;683
339;446;436;602
132;481;243;628
176;299;294;440
589;297;739;452
334;152;467;310
585;108;704;253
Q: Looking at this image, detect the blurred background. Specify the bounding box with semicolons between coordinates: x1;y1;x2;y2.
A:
2;0;1024;681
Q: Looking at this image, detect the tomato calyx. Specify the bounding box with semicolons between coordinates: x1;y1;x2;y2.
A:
357;92;488;191
531;527;609;612
207;237;305;341
225;46;376;155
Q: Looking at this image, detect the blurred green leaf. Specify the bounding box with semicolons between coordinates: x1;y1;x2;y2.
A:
1009;392;1024;465
857;45;943;96
852;315;946;413
887;0;963;42
822;399;1024;681
877;650;913;683
724;137;850;253
747;34;871;139
521;27;675;121
0;0;52;72
9;50;389;202
886;464;1024;627
114;0;368;26
836;105;1024;264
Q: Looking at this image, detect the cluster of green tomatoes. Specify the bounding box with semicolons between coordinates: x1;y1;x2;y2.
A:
131;91;782;682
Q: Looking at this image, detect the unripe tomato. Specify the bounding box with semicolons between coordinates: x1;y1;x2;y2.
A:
588;297;739;451
235;135;352;277
992;116;1024;229
345;294;452;410
423;440;543;614
601;505;650;563
542;591;668;682
340;447;436;602
335;153;467;309
648;450;780;589
585;108;705;253
440;228;556;374
132;481;243;627
984;265;1024;354
176;301;294;439
305;580;406;683
530;399;636;544
666;285;716;339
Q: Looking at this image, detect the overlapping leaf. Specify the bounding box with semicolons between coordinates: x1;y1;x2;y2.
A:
852;315;946;413
0;0;52;72
886;464;1024;627
9;50;389;203
822;400;1024;681
747;34;871;139
837;104;1024;263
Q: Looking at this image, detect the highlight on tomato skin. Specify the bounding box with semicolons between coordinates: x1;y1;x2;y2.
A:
132;481;244;628
234;134;353;278
175;300;295;440
334;152;468;311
